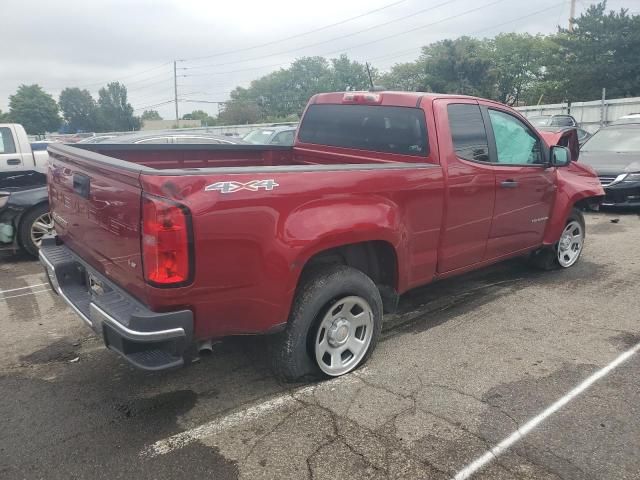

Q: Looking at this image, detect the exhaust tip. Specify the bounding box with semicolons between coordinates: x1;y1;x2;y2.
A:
197;339;214;355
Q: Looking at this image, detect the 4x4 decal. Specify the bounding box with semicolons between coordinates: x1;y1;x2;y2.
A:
205;179;279;194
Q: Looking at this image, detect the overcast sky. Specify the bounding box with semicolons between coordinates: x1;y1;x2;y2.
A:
1;0;638;119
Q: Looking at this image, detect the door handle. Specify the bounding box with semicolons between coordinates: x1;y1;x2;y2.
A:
7;159;21;165
500;180;518;188
73;173;90;199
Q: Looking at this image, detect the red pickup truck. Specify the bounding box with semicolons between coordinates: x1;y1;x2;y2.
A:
41;91;604;380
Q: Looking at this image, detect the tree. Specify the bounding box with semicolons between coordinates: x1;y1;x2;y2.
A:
547;2;640;102
96;82;140;131
329;54;373;91
182;110;215;125
0;109;10;122
59;87;97;132
379;61;428;91
218;55;373;123
420;37;495;97
217;100;261;125
488;33;558;105
141;110;163;121
8;84;60;134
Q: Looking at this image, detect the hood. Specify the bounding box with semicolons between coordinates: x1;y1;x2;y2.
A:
578;151;640;176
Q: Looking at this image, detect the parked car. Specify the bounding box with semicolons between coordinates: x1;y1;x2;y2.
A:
243;126;297;146
1;124;51;173
528;115;578;128
610;113;640;126
40;91;603;379
77;135;118;144
579;123;640;207
0;170;51;255
104;132;248;144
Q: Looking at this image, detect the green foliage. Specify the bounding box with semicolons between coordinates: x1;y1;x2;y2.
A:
96;82;140;131
549;2;640;101
141;109;163;121
182;109;215;125
218;55;374;124
59;87;98;132
9;84;60;134
420;37;495;97
0;109;10;122
379;62;427;91
488;33;559;105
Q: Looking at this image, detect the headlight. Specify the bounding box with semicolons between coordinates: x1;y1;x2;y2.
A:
0;194;9;209
622;173;640;183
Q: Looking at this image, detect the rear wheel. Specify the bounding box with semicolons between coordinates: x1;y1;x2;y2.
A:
18;203;54;257
269;265;383;382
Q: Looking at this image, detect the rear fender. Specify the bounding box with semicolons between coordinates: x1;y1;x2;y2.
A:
285;197;406;289
543;163;604;245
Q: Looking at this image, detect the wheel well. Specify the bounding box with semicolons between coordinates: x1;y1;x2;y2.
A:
301;241;399;312
17;201;49;228
574;196;603;212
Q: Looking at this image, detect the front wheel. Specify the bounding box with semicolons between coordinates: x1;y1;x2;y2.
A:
269;265;383;382
529;209;585;270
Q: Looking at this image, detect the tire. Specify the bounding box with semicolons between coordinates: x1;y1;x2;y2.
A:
529;208;585;270
269;265;383;382
18;203;54;257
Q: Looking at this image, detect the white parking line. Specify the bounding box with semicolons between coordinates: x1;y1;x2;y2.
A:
453;340;640;480
0;288;52;301
140;372;364;458
0;283;48;294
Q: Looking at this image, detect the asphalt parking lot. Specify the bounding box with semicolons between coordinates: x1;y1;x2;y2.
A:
1;210;639;480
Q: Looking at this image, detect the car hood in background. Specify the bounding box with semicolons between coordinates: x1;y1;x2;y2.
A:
579;151;640;176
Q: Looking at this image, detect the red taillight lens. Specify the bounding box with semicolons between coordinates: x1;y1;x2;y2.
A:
142;194;193;286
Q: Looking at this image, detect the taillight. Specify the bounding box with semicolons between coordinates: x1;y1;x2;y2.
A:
141;194;193;287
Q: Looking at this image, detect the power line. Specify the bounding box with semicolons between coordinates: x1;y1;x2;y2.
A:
132;99;175;112
366;2;564;66
181;0;505;79
179;0;409;62
180;0;462;71
44;62;172;90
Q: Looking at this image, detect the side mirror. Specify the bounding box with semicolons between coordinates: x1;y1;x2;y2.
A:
550;145;571;167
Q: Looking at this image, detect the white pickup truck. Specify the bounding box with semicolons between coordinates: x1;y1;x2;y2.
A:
0;124;54;256
0;123;51;172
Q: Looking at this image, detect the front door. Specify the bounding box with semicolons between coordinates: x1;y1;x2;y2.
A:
481;106;556;259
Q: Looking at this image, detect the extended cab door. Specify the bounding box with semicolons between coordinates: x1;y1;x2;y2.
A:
434;99;495;272
480;104;556;258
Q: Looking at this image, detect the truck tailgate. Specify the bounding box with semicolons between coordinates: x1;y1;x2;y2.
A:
48;145;147;302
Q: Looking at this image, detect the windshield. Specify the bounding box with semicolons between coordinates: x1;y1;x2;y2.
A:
528;116;550;126
243;129;274;144
581;127;640;153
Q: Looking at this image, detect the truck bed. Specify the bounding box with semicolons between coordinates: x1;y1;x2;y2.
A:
57;143;421;173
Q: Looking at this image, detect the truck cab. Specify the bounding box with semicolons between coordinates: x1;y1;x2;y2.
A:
0;123;50;172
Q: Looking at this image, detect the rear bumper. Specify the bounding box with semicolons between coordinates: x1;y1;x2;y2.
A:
39;237;193;371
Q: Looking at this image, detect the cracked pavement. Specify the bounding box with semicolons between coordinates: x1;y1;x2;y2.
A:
1;210;639;479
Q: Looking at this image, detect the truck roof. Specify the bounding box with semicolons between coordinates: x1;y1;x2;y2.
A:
311;91;486;107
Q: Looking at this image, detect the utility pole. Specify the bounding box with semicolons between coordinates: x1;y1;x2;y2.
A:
568;0;576;32
173;60;179;127
365;62;374;90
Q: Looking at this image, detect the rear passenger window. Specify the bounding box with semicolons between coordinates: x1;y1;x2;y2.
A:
447;104;489;162
298;104;428;157
0;127;17;154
